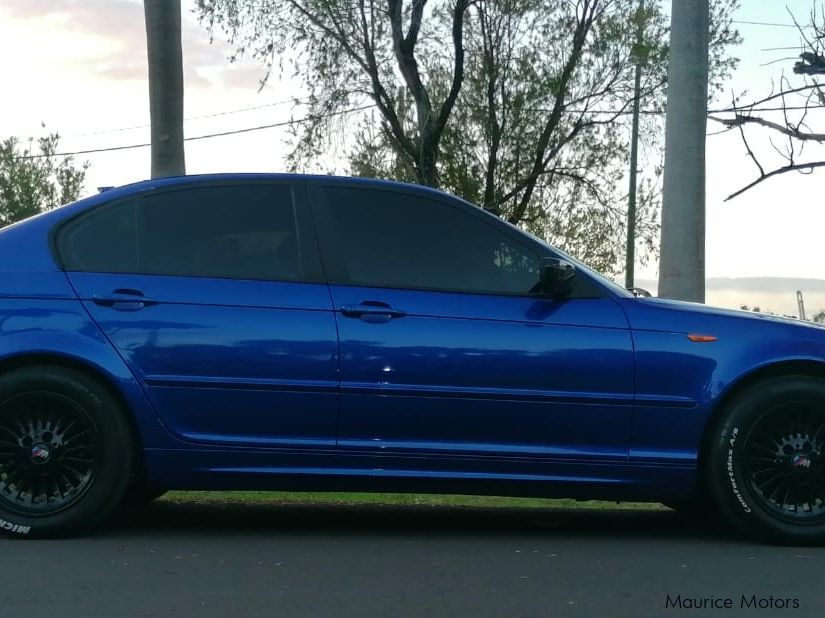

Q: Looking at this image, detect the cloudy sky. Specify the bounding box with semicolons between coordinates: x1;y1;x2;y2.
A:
1;0;824;315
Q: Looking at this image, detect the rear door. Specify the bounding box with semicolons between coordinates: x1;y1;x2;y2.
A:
58;180;339;449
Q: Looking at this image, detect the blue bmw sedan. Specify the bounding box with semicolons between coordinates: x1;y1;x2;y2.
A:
0;173;823;544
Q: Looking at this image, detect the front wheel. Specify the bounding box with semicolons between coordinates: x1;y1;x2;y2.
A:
0;366;134;538
706;376;825;545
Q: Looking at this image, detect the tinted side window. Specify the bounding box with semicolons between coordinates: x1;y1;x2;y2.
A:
59;184;304;282
58;199;138;273
317;187;540;295
137;185;301;281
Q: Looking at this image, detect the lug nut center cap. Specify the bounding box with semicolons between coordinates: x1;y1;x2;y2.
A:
30;444;51;464
791;453;812;471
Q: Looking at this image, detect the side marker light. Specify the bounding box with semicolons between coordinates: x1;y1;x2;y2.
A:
687;334;717;343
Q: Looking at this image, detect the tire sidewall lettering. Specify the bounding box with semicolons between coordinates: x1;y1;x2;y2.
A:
0;517;31;535
726;426;752;514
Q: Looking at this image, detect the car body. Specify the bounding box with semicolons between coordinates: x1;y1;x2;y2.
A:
0;173;823;543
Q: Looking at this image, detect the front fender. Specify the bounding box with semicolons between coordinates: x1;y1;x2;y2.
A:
622;297;825;466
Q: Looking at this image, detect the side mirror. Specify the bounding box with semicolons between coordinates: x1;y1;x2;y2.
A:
539;258;576;297
628;287;652;298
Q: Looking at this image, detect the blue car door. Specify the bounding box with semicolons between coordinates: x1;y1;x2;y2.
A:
309;182;635;463
58;180;339;449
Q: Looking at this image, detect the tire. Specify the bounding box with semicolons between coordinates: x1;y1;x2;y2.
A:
0;366;134;538
706;375;825;545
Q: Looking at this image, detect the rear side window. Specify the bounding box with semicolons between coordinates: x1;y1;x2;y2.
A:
315;186;541;295
58;184;304;281
58;199;138;273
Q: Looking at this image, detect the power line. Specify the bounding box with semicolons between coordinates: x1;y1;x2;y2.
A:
731;19;799;29
761;46;808;52
17;100;824;160
63;96;311;139
14;105;376;160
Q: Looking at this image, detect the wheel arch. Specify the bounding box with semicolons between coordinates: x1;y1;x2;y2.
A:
698;359;825;471
0;351;150;483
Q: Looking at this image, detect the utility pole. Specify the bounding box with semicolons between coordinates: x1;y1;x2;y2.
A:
144;0;186;178
657;0;709;302
625;0;645;290
797;290;807;321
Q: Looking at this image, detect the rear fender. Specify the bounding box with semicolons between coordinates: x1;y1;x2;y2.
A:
0;298;181;450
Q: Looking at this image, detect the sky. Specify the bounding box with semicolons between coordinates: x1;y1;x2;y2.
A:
1;0;824;315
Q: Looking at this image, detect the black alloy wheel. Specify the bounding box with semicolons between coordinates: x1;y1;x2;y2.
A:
742;404;825;523
0;392;101;515
707;375;825;545
0;366;133;538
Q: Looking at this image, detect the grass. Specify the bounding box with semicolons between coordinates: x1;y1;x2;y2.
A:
159;491;668;510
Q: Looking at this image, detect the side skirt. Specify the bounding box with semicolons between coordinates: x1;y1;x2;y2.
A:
144;447;697;503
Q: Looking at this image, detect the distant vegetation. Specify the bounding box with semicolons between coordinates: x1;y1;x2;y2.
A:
0;132;88;227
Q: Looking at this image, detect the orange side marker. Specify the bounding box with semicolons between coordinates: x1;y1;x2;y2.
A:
687;334;717;343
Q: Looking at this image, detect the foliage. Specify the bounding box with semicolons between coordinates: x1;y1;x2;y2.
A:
197;0;740;275
0;133;88;227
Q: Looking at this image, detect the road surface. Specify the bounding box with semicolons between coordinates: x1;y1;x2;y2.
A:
1;502;823;617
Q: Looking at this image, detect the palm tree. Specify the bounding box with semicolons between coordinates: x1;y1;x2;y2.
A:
144;0;186;178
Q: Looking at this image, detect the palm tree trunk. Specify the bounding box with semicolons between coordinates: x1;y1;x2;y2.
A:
144;0;186;178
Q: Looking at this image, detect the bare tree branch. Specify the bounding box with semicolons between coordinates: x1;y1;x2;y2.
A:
712;83;823;113
709;114;825;143
725;161;825;201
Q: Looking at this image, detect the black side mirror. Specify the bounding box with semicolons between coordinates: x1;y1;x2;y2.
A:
538;258;576;297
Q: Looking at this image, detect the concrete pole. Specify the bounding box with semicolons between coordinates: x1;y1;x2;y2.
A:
657;0;709;302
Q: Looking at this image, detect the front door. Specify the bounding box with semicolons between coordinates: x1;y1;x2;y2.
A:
58;181;338;449
309;183;634;462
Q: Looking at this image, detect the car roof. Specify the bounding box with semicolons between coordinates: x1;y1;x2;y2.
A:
90;173;456;204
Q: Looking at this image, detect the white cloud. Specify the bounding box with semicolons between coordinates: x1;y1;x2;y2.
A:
0;0;266;89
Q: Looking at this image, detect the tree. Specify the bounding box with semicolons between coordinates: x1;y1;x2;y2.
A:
144;0;186;178
0;133;89;227
197;0;739;274
710;4;825;200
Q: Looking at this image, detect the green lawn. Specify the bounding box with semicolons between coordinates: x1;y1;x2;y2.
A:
159;491;667;510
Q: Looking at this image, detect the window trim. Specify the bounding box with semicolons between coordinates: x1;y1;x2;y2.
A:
52;179;325;285
308;181;606;300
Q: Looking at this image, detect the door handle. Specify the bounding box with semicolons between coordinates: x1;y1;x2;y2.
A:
340;301;406;322
92;289;157;312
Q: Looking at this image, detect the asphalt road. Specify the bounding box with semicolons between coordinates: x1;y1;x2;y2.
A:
1;502;823;618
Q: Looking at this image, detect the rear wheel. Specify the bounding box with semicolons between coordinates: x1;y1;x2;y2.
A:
0;366;133;538
706;376;825;545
